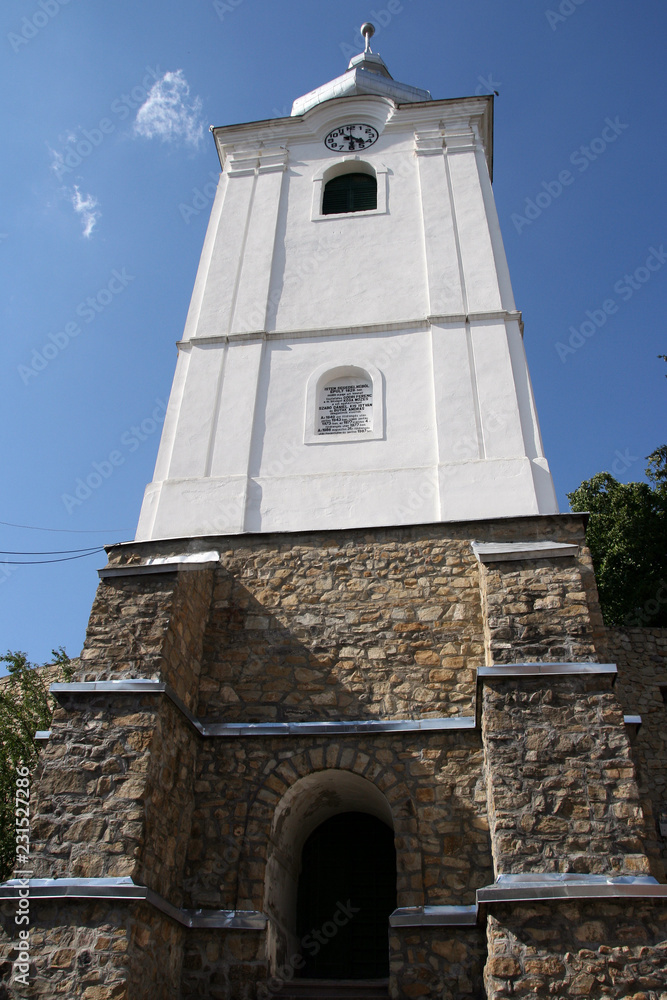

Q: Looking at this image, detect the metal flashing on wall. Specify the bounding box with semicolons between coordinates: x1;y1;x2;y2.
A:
476;872;667;904
389;904;478;927
51;679;171;695
203;716;477;737
477;663;617;681
48;679;476;738
98;552;220;580
0;878;267;930
50;679;202;734
471;540;579;563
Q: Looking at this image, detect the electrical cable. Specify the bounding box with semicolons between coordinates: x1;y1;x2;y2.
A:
0;519;128;534
0;550;104;565
0;547;104;555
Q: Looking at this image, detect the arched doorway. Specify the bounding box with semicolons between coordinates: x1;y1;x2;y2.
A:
263;769;404;979
296;811;396;979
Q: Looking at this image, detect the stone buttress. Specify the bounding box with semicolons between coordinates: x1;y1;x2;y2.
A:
2;513;667;999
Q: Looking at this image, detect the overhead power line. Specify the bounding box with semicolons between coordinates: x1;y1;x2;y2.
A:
0;519;128;534
0;549;104;565
0;547;104;555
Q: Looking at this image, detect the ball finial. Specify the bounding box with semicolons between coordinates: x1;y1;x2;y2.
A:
360;22;375;52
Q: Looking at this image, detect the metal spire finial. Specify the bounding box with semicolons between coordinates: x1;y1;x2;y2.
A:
360;22;375;53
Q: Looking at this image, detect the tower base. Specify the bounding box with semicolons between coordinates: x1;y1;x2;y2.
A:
2;515;667;998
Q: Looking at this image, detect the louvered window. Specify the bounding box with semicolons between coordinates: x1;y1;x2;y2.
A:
322;172;377;215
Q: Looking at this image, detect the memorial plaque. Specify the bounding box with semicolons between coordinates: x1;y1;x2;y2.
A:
317;377;373;435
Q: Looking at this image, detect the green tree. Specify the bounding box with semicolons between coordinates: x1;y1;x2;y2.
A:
567;448;667;627
0;648;71;881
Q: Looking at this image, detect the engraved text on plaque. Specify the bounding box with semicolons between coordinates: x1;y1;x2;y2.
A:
317;377;373;435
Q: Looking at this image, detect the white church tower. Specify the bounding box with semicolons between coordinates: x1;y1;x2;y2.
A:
18;29;667;1000
136;24;558;541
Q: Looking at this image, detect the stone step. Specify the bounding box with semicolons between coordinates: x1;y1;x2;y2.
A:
279;979;389;999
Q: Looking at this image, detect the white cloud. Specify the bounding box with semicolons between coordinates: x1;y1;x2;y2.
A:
71;186;100;239
133;70;204;148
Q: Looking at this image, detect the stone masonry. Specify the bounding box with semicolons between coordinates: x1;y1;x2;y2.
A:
1;514;666;999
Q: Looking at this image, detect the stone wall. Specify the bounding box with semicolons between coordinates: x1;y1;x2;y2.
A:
481;673;656;879
184;734;492;912
479;553;601;665
2;515;667;999
196;530;486;723
181;928;266;1000
606;627;667;871
4;567;212;996
388;927;486;999
484;900;667;999
0;900;184;1000
77;566;214;714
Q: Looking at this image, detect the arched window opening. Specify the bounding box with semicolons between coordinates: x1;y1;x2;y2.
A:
322;172;377;215
296;811;396;980
305;363;383;444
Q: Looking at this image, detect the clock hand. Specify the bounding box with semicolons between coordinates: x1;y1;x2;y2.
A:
347;135;363;150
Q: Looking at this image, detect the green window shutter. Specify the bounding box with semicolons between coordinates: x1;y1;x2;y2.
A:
322;173;377;215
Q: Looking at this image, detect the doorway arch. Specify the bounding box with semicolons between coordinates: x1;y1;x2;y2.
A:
263;769;397;977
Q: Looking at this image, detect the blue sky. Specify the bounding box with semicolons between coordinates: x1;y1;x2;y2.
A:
1;0;665;666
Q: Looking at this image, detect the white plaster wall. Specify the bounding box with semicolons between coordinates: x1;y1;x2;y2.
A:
252;329;435;478
268;135;429;333
135;93;559;542
181;96;509;347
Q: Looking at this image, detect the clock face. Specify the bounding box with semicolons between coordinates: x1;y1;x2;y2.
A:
324;124;379;153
